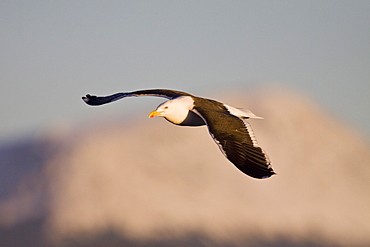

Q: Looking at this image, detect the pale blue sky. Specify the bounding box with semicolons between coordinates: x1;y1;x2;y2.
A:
1;1;369;140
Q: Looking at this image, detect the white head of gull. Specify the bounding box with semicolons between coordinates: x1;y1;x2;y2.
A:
148;96;195;125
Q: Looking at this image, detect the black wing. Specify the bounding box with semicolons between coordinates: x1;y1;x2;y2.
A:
193;97;275;179
82;89;193;106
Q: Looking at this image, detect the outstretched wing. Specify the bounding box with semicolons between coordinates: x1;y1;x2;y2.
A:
192;97;275;179
82;89;193;106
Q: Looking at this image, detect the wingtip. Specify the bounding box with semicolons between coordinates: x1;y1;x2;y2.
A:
261;171;276;179
82;94;92;103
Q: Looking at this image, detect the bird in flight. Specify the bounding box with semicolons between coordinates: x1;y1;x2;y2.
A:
82;89;275;179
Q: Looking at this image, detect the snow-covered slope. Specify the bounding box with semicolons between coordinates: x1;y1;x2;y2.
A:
1;89;369;246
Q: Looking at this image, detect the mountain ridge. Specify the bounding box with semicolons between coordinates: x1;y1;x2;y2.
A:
1;89;369;246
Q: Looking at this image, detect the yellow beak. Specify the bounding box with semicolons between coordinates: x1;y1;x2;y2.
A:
148;110;162;118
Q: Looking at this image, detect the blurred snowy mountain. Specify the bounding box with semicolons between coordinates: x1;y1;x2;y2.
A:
1;89;369;247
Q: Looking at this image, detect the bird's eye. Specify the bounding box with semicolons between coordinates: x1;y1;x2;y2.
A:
164;106;169;109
